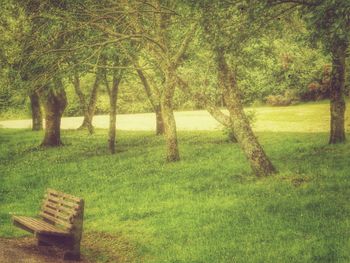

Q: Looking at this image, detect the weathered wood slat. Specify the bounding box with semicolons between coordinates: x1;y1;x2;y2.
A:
43;195;80;209
46;193;80;206
39;212;72;230
47;188;81;202
12;216;70;236
41;206;72;221
42;202;77;214
18;217;53;232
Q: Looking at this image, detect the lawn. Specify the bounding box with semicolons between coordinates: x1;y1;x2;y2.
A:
1;102;350;262
2;100;350;133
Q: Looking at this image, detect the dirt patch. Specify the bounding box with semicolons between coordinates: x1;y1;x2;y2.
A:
0;233;139;263
0;237;91;263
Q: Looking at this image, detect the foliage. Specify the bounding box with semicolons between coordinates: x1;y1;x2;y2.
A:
266;89;299;106
300;0;350;52
1;0;342;119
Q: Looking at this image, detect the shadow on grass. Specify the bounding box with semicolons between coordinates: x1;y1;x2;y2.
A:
83;231;140;263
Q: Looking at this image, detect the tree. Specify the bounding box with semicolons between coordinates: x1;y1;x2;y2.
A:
128;0;197;161
29;91;43;131
40;80;67;146
122;48;166;135
5;0;72;146
264;0;350;143
135;66;165;135
105;69;123;154
214;47;276;176
190;1;276;176
0;0;43;131
72;67;103;134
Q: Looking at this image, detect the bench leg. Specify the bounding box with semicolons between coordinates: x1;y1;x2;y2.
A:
64;199;84;261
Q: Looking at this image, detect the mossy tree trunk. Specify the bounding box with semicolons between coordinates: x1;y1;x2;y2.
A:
216;49;275;177
136;68;165;135
107;74;121;154
155;106;165;135
73;70;102;134
161;67;180;162
329;44;347;144
29;91;43;131
227;128;238;143
41;79;67;147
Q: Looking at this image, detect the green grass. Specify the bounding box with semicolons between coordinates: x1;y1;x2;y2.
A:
1;105;350;262
250;100;350;133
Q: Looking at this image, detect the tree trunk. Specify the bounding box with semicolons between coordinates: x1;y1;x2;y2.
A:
72;73;88;129
29;91;43;131
72;73;87;114
41;80;67;147
176;75;237;143
329;44;347;144
136;68;165;135
205;101;237;143
161;68;180;162
216;49;275;176
108;76;121;154
227;128;238;143
155;106;165;135
77;70;102;134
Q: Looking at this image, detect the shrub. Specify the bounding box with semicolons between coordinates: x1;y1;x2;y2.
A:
265;89;299;106
284;89;300;104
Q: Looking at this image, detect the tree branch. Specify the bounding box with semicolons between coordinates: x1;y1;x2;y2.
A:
176;75;231;127
172;23;197;68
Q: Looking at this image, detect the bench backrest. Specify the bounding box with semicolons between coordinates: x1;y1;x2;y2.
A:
40;188;83;232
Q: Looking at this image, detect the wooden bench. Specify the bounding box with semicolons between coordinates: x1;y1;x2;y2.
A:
12;188;84;261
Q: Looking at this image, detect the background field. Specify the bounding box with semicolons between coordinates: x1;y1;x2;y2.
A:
1;102;350;262
1;100;350;133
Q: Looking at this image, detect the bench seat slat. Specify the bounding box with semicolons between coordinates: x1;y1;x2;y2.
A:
16;216;51;232
12;216;70;236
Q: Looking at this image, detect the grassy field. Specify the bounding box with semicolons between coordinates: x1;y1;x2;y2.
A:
1;102;350;262
2;100;350;133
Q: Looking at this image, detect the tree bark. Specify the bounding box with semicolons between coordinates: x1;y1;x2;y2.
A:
41;79;67;147
76;70;102;134
108;76;121;154
29;91;43;131
161;67;180;162
72;73;87;115
155;106;165;135
136;68;165;135
216;49;275;176
329;44;347;144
